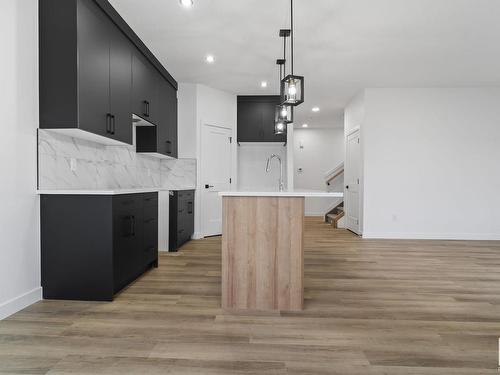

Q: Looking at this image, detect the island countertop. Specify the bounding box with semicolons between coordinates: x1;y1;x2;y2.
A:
219;190;343;198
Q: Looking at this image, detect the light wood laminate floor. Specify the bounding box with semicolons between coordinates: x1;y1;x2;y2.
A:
1;218;500;374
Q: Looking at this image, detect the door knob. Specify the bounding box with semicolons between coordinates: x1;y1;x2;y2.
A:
346;185;349;189
205;184;214;189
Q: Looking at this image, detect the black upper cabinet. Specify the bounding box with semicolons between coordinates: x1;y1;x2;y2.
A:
77;0;111;139
159;79;178;158
39;0;177;148
237;96;286;142
40;0;132;144
109;25;133;144
136;78;178;158
132;51;159;124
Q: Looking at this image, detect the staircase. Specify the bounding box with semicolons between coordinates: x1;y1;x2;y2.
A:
323;162;345;228
325;202;344;228
325;162;344;186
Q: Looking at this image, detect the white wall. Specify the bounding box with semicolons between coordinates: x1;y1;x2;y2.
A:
178;84;237;238
177;83;197;159
293;127;344;215
345;91;365;135
238;143;287;191
294;128;344;190
362;88;500;239
0;0;41;319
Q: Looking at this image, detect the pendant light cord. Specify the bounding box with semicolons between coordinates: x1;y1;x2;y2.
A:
290;0;294;75
283;34;287;77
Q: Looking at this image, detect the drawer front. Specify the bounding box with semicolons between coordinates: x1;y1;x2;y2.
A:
182;190;194;201
176;190;194;201
113;194;141;211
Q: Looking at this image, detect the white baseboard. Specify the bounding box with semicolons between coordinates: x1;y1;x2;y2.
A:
362;232;500;241
192;232;204;240
0;287;42;320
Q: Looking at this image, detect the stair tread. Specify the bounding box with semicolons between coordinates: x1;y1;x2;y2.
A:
327;212;344;219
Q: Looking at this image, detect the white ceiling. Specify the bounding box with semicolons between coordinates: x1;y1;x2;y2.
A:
109;0;500;128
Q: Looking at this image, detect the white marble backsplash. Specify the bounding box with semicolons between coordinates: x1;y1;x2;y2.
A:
161;159;197;190
38;130;196;190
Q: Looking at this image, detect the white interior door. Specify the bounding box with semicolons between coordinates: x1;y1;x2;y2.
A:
201;124;232;237
345;129;361;234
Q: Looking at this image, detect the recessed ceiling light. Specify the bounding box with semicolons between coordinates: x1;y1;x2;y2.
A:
302;124;308;128
205;54;215;64
261;81;268;88
312;107;320;112
179;0;193;8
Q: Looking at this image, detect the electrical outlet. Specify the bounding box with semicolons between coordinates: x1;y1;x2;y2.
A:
70;158;77;172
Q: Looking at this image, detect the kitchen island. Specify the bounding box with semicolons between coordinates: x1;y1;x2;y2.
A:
219;191;343;312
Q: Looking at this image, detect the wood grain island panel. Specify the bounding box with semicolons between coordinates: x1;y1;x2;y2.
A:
222;196;304;311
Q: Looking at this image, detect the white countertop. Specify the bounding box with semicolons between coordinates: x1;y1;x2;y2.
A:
219;190;344;198
37;187;195;195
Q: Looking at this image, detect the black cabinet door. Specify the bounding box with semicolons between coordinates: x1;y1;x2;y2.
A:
237;96;286;142
143;219;158;265
143;193;158;265
157;79;178;157
237;100;263;142
170;97;178;158
132;51;158;124
113;194;143;292
169;191;194;251
113;209;133;291
167;85;178;158
77;0;110;137
109;25;133;145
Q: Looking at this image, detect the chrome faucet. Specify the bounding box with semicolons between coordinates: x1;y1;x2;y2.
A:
266;154;284;192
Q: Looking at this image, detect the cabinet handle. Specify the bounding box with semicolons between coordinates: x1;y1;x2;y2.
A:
188;201;193;214
166;140;172;154
111;115;116;135
106;113;112;134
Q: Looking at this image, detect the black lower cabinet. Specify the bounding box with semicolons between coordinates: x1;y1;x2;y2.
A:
169;190;195;251
41;192;158;301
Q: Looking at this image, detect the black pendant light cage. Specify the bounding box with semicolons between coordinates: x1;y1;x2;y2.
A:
275;56;293;135
281;74;304;107
280;0;304;107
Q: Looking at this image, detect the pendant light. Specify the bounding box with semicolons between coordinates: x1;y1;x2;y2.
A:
280;0;304;107
274;32;293;135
